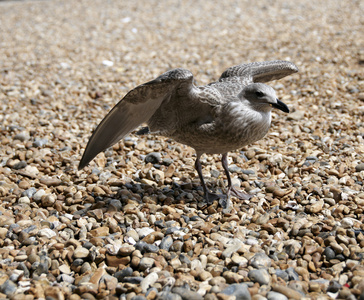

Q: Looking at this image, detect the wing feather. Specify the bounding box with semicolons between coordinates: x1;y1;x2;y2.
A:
78;68;194;169
219;60;298;83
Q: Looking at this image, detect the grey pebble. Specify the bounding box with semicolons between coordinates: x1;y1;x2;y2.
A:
165;227;179;235
115;267;133;282
267;291;288;300
155;220;166;228
162;158;173;166
210;169;220;178
248;269;270;285
179;254;191;266
228;164;243;173
33;138;48;147
324;247;336;260
58;274;75;284
80;262;92;274
131;296;147;300
139;257;154;270
327;280;341;293
123;276;143;284
222;242;243;259
145;152;162;164
275;269;289;281
286;268;299;281
135;241;148;252
221;283;251;300
172;287;203;300
160;236;173;251
143;243;159;253
13;160;27;170
17;262;30;278
249;252;271;268
33;189;46;201
14;133;29;141
156;291;182;300
355;163;364;172
33;262;49;276
109;199;122;210
22;187;37;198
0;280;17;296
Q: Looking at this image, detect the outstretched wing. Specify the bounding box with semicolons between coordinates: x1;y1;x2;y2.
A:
78;68;195;169
219;60;298;83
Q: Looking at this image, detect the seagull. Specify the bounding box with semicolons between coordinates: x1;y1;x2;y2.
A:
79;60;298;203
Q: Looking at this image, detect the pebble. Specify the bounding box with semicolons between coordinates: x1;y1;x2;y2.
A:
248;269;270;286
160;236;173;251
38;228;57;238
141;272;158;293
267;291;288;300
221;283;251;300
73;247;90;259
249;253;271;269
139;257;155;270
172;287;203;300
156;292;182;300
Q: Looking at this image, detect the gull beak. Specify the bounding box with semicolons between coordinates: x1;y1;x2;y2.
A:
272;99;289;113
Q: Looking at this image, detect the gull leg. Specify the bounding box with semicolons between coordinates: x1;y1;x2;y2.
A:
195;153;221;203
221;153;251;200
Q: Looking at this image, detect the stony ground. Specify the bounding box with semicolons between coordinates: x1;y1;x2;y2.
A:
0;0;364;299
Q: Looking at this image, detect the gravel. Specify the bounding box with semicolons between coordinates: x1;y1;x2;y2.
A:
0;0;363;299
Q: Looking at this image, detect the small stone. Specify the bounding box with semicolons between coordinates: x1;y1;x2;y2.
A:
160;236;173;251
249;252;271;269
139;257;154;271
222;241;242;259
33;138;48;147
89;227;109;237
255;213;269;225
115;267;133;282
271;284;303;300
355;163;364;172
41;194;56;207
267;291;288;300
145;152;162;164
172;287;203;300
156;291;182;300
18;196;31;204
137;227;155;239
223;271;244;283
38;228;57;238
33;189;46;201
59;264;71;274
0;280;18;296
248;269;270;285
199;271;213;281
40;176;62;187
106;254;130;267
73;247;90;259
309;200;324;213
220;283;251;300
141;272;159;293
323;247;336;260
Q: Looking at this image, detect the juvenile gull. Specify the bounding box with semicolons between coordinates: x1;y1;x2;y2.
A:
79;60;298;203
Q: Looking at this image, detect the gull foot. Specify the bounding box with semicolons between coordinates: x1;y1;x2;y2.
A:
229;187;252;200
205;191;222;204
204;192;231;210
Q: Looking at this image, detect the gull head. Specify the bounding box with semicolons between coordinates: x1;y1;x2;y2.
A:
239;83;289;113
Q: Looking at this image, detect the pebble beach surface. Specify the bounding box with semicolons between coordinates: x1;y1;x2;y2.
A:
0;0;364;299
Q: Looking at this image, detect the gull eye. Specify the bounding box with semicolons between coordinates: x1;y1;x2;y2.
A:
255;91;264;97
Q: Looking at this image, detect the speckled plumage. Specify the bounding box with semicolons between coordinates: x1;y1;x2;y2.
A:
79;60;298;203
